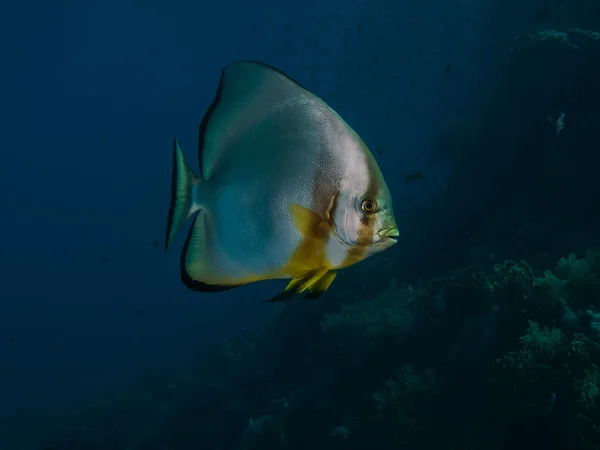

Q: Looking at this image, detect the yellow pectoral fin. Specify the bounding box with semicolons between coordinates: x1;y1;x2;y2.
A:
283;203;334;275
264;269;336;302
289;203;329;239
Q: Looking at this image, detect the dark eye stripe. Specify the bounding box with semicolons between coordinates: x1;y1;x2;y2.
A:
360;213;370;226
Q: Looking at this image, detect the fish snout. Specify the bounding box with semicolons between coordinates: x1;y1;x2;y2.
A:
378;225;399;243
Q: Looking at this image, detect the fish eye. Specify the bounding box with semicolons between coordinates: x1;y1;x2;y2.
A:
361;198;377;214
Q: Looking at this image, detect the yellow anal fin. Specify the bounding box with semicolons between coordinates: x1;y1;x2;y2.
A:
265;269;335;302
304;270;337;299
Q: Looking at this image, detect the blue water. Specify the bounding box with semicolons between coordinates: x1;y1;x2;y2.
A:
0;0;583;448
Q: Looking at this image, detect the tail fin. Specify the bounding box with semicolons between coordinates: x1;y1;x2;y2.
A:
165;137;200;251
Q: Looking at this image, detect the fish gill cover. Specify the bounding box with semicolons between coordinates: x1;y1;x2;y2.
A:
5;1;600;450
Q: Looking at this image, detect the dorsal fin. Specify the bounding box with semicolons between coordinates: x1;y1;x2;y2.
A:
196;61;317;180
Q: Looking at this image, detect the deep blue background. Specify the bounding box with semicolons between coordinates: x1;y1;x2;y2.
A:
0;0;538;447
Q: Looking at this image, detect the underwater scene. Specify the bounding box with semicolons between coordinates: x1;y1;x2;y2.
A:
3;0;600;449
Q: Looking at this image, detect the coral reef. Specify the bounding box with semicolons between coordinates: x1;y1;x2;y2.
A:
42;250;600;450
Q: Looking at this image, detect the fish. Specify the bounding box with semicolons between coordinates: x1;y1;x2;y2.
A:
164;61;398;302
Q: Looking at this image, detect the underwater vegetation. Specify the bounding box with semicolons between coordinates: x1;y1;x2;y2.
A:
43;252;600;450
42;26;600;450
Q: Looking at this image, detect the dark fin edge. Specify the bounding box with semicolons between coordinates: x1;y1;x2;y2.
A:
197;61;308;179
303;290;326;300
179;215;240;293
164;137;180;251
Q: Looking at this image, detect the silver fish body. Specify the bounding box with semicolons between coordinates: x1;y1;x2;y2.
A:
165;61;397;301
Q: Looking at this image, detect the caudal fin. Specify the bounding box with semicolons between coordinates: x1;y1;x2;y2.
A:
165;137;200;251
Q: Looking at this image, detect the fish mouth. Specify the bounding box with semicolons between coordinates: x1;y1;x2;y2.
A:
378;226;399;243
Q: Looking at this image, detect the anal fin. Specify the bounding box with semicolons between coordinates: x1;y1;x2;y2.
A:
264;269;336;302
304;271;337;299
